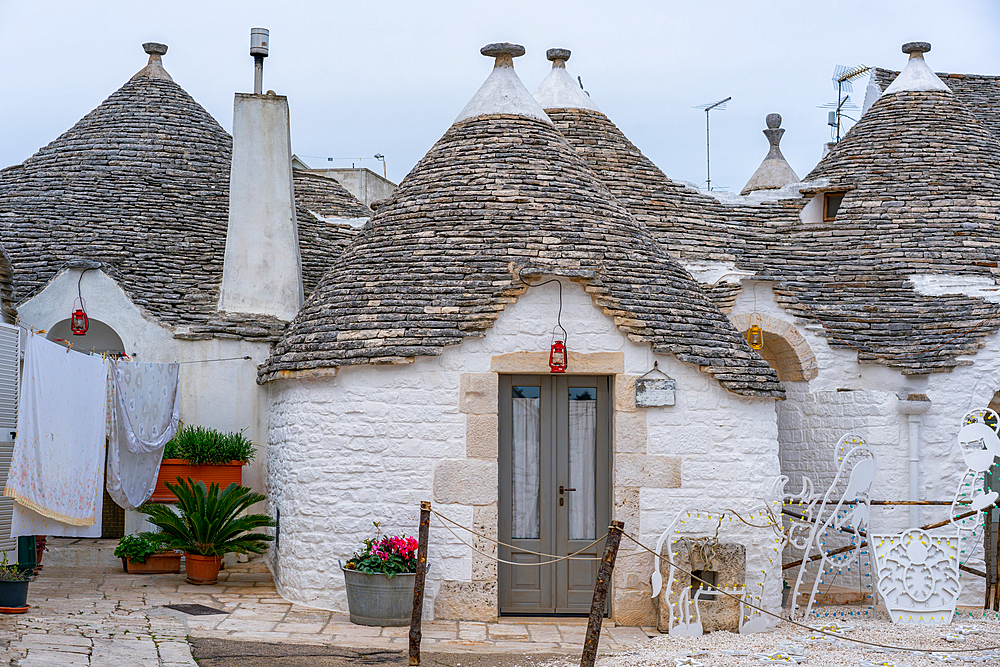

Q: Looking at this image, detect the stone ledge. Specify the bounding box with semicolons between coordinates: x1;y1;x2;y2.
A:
490;351;624;374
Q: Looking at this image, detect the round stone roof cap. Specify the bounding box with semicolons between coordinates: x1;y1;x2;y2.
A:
143;42;168;56
481;42;524;58
766;113;781;129
902;41;930;54
547;48;571;61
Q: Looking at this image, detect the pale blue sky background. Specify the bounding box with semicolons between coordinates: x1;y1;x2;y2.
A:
1;1;998;192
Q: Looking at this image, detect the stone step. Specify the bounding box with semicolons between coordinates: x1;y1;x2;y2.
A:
41;538;122;569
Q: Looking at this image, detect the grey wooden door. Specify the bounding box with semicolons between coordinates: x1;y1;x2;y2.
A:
498;375;611;615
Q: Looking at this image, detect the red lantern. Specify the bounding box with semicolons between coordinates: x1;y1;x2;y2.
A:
70;308;89;335
549;327;568;373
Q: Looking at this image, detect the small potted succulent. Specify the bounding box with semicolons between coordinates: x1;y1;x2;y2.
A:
141;477;274;585
0;552;31;611
114;533;182;574
342;522;419;626
153;425;256;502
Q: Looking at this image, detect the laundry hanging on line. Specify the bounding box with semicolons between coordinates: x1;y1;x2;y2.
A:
106;359;180;510
4;331;108;527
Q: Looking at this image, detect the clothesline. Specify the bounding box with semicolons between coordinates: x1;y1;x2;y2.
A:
9;322;253;364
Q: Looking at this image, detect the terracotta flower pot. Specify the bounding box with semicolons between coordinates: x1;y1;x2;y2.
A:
184;553;222;585
152;460;244;502
126;551;182;574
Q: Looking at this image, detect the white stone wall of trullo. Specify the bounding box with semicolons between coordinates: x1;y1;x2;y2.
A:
267;278;781;622
730;280;1000;605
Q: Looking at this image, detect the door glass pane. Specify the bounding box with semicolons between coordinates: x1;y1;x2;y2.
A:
512;386;541;539
568;387;597;540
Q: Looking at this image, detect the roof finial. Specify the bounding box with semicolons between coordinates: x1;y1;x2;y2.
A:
133;42;172;82
740;113;799;195
547;48;571;69
481;42;525;69
883;41;948;94
902;41;931;56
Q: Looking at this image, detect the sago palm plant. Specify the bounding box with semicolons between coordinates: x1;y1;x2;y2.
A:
140;477;275;557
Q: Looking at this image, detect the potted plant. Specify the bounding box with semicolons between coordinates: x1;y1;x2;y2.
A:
0;552;31;612
114;533;182;574
342;522;419;626
152;425;256;502
140;477;274;585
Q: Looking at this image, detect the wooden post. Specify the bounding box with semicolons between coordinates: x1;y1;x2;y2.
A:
409;501;432;666
580;520;624;667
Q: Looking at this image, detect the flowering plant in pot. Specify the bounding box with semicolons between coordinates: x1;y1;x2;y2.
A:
153;425;256;502
140;477;274;585
0;552;31;611
342;522;420;626
114;533;182;574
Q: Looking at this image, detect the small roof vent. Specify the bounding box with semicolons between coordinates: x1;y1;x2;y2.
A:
251;28;270;94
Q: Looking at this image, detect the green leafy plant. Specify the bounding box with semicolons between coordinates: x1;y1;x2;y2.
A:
113;533;163;564
162;425;256;465
0;552;30;582
140;477;275;557
344;521;419;578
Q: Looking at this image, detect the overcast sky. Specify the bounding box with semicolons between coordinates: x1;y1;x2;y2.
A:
1;1;998;193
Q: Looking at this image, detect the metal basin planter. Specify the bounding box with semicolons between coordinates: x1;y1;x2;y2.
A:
343;568;415;626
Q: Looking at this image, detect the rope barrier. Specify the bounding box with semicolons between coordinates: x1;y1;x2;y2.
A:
618;532;1000;654
430;510;605;565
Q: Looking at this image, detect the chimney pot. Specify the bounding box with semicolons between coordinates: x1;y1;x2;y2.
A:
901;41;931;55
143;42;168;56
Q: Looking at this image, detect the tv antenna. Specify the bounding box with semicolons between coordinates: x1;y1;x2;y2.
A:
694;96;731;191
822;64;870;142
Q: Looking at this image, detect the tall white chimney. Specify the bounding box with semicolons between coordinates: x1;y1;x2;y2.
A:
219;28;303;321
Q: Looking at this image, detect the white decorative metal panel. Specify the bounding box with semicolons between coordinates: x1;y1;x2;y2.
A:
0;323;19;553
872;529;960;624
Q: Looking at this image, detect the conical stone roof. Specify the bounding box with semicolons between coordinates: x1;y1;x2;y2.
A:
259;45;783;397
0;44;364;341
780;43;1000;374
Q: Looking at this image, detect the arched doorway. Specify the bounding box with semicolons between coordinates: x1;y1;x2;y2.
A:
46;318;126;356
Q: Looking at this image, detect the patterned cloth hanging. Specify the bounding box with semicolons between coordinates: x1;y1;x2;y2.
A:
106;360;180;510
4;332;108;526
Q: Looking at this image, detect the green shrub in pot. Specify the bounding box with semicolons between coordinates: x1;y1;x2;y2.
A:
162;425;256;464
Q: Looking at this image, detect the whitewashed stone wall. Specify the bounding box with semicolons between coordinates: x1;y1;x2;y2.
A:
731;280;1000;605
268;278;782;623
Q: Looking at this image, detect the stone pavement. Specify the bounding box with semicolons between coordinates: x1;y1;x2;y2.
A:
0;558;657;666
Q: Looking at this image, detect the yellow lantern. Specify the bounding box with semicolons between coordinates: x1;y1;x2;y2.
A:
747;324;763;350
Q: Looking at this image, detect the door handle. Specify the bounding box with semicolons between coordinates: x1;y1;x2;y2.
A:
559;486;576;494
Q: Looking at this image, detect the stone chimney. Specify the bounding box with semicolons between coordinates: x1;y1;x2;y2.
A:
219;29;303;321
740;114;799;195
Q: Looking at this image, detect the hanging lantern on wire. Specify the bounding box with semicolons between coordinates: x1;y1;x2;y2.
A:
549;324;568;373
746;315;763;350
70;300;89;335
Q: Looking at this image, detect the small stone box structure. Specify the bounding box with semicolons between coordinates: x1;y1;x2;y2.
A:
659;538;746;633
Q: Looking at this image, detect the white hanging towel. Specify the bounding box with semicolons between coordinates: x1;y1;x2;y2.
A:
4;332;108;526
106;360;180;510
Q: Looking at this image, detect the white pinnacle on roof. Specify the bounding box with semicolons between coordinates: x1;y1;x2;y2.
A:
132;42;173;82
741;113;799;195
883;41;949;94
454;42;552;124
533;48;601;112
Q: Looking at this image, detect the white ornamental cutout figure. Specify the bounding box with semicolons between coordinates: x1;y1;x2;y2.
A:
872;408;999;624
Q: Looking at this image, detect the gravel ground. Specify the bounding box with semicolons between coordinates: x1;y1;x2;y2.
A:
598;610;1000;667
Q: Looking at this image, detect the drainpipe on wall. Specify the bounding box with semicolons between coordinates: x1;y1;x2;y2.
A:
898;393;931;528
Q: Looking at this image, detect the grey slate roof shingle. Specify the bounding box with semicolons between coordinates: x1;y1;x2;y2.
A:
874;68;1000;139
0;54;363;342
770;86;1000;374
258;111;784;397
0;244;13;324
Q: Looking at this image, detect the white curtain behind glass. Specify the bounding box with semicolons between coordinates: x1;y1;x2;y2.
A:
512;396;540;539
568;400;596;540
